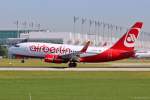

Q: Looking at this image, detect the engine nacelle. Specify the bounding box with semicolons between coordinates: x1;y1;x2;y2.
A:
44;54;65;63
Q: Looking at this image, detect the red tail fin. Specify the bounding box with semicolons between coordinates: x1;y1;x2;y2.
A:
111;22;143;51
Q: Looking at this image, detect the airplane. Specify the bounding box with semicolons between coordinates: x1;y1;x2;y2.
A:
8;22;143;67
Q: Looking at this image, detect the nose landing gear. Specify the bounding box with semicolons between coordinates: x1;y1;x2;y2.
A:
21;59;25;63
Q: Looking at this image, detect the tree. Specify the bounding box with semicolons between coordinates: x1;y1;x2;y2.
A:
0;45;7;57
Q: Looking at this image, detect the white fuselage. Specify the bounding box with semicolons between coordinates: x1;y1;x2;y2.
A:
8;42;108;58
8;42;150;59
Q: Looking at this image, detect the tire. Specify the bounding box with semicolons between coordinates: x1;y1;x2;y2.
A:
21;59;25;63
68;62;77;68
72;62;77;67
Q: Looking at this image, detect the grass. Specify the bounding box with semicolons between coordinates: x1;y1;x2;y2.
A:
0;71;150;100
0;58;150;67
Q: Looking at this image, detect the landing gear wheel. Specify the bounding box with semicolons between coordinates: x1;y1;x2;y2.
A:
68;62;77;68
73;62;77;67
21;59;25;63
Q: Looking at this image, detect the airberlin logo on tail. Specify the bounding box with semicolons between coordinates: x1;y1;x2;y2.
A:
124;28;139;47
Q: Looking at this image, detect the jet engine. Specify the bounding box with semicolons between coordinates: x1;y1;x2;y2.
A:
44;54;66;63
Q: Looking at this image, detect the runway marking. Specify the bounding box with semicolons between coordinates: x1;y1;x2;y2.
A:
1;68;150;71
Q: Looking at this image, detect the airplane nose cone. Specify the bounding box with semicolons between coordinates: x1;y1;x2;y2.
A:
8;46;17;56
8;47;14;55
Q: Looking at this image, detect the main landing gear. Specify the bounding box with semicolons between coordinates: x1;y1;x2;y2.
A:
68;62;77;68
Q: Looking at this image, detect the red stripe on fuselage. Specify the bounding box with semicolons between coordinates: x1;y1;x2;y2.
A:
80;48;134;62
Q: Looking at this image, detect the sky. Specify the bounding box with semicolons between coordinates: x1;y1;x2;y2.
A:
0;0;149;32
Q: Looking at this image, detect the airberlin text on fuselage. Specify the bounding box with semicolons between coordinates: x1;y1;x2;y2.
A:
29;44;71;54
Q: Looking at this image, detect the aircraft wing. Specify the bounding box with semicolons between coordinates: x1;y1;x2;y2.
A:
60;41;90;61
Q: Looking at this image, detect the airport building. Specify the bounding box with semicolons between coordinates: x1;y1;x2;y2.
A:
19;31;103;45
20;31;70;44
0;30;65;45
0;30;76;45
0;30;112;46
0;30;21;44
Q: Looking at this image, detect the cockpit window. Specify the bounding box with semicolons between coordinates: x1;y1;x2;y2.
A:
14;44;20;47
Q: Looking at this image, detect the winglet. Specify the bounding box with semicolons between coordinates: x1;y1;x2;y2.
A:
80;41;90;53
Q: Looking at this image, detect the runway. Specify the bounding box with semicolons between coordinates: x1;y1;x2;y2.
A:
1;67;150;71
